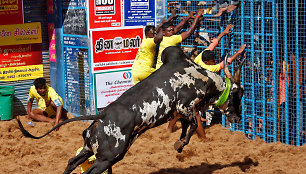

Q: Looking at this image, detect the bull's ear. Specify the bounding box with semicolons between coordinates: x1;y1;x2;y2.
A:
224;53;233;79
234;57;246;84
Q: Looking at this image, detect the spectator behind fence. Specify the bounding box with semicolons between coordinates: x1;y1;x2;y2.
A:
26;77;68;129
212;0;240;17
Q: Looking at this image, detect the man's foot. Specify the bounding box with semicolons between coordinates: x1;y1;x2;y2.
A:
25;115;32;120
226;4;238;12
214;7;227;17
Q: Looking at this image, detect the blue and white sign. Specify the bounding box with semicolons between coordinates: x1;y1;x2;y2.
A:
124;0;155;26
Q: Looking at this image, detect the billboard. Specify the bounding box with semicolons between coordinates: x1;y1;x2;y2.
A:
90;27;143;71
0;0;23;25
88;0;122;29
0;23;42;81
124;0;155;26
0;22;42;46
94;69;133;109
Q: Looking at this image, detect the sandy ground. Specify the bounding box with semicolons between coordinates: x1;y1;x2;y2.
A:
1;116;306;174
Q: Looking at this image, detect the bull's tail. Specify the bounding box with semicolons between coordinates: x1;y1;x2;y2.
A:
17;115;100;139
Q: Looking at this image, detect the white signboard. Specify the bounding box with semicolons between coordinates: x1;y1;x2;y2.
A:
94;69;133;109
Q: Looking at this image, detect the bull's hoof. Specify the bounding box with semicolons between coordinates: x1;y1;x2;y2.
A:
174;139;185;153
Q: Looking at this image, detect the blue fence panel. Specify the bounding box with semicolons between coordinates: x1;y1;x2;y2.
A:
165;0;306;146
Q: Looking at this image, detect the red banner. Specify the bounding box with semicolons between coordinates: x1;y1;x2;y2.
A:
88;0;122;29
0;44;42;68
0;0;23;25
91;27;143;71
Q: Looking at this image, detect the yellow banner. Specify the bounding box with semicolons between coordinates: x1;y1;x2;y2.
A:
0;22;42;46
0;64;43;81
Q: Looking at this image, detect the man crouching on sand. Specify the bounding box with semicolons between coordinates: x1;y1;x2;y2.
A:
26;77;68;129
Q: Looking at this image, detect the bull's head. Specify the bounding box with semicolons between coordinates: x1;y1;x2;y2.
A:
220;56;245;123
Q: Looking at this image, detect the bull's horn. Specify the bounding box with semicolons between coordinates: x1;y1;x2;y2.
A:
223;52;233;79
234;57;246;83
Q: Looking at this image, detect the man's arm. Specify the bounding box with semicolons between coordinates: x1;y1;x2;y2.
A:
27;99;33;116
173;11;196;34
54;105;63;127
227;44;246;62
206;24;233;51
156;9;178;32
218;44;247;70
180;9;204;41
154;26;163;44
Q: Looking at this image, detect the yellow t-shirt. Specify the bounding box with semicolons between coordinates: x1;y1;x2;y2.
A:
28;85;63;116
194;49;221;72
131;38;157;84
155;35;182;69
76;147;108;174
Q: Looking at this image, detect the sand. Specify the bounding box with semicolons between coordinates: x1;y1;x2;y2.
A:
1;116;306;174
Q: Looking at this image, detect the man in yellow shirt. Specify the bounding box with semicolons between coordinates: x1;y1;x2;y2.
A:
131;25;163;84
132;11;178;84
155;8;205;70
26;77;68;128
194;24;246;72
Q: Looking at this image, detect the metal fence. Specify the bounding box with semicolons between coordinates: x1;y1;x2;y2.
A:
165;0;306;146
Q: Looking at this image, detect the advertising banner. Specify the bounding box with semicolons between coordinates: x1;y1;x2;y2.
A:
124;0;155;26
48;23;56;62
88;0;122;29
0;0;23;25
0;22;43;81
94;69;133;109
0;22;42;46
0;64;43;81
0;44;42;68
90;27;143;71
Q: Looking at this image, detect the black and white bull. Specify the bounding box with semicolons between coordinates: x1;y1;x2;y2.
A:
17;46;245;174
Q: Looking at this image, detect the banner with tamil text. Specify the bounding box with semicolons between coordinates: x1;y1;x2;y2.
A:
90;26;143;71
0;22;43;81
0;64;43;81
0;0;23;25
0;22;42;46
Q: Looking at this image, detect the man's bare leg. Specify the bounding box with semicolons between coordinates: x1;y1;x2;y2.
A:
167;111;182;133
27;109;54;123
50;101;69;121
195;113;206;139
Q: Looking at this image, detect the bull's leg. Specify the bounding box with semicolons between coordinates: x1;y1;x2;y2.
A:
179;118;189;140
174;108;199;153
63;147;93;174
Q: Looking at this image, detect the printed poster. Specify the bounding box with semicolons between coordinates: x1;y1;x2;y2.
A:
0;22;42;46
0;0;23;25
90;27;143;71
88;0;122;29
48;23;56;62
94;70;133;109
124;0;155;26
0;22;43;81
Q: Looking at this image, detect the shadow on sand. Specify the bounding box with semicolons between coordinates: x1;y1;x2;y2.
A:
150;156;258;174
